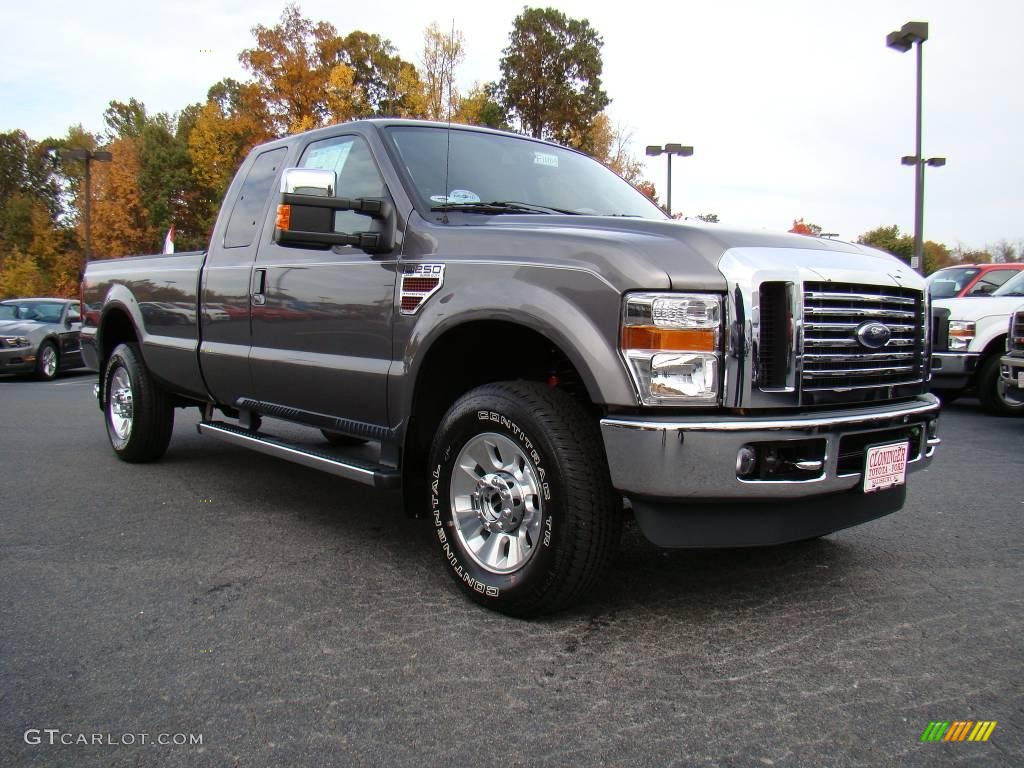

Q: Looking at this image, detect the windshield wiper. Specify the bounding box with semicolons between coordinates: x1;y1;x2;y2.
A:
430;201;580;215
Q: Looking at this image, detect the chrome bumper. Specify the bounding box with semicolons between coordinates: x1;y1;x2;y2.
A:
1001;354;1024;397
931;351;979;376
600;396;941;501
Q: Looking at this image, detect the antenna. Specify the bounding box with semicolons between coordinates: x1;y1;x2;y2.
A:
442;18;455;224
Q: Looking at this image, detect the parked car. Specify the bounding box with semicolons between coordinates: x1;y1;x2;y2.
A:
927;263;1024;298
0;298;84;380
999;305;1024;403
931;270;1024;414
81;119;941;616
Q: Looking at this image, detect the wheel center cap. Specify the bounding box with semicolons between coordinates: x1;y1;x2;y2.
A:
472;473;524;533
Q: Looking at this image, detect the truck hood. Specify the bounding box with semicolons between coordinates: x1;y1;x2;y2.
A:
446;215;911;292
932;295;1024;322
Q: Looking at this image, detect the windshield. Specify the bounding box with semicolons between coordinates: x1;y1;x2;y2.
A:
0;301;65;323
993;270;1024;297
385;126;666;220
927;267;979;298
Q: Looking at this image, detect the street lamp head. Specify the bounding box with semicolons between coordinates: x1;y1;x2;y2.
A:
901;155;919;166
887;20;929;52
645;145;664;157
926;157;946;167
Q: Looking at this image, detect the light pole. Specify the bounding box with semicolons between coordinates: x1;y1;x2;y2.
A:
646;143;693;217
51;148;112;262
886;20;944;272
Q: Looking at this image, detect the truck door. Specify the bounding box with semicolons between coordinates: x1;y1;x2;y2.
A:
199;147;288;406
248;133;396;428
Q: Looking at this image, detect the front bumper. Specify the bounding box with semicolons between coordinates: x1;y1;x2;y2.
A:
0;346;36;373
600;396;941;547
930;351;979;389
1000;353;1024;399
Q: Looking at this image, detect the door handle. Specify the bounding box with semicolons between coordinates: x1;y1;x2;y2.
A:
251;269;267;306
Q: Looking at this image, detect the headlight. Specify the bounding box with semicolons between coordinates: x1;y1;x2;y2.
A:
2;336;30;348
621;292;722;405
948;321;975;351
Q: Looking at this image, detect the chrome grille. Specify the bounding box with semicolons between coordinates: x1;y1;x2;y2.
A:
802;282;925;392
1012;311;1024;352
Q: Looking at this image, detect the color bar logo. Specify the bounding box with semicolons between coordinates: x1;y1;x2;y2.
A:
920;721;997;742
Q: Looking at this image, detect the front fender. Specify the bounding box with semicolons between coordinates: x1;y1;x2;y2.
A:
391;262;638;425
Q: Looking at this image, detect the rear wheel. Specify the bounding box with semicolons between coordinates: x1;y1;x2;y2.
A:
429;381;621;617
104;343;175;461
35;341;58;381
977;354;1024;416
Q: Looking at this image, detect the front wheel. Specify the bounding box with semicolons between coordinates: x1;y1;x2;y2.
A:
103;343;175;462
429;382;621;617
976;354;1024;416
35;341;59;381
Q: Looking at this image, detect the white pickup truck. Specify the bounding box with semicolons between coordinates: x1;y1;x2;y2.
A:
931;269;1024;414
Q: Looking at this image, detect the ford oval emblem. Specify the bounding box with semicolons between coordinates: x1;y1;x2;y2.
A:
856;321;892;349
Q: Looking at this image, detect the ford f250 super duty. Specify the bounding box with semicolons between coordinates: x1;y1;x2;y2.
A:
81;119;941;616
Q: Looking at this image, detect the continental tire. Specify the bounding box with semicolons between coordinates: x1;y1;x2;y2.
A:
977;354;1024;416
429;381;621;617
103;343;175;462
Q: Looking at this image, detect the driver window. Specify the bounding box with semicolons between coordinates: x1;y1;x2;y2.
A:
298;135;387;235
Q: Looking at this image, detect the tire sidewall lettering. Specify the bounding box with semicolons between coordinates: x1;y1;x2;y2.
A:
430;405;560;600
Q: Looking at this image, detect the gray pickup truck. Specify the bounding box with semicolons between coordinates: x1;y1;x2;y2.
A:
82;119;941;616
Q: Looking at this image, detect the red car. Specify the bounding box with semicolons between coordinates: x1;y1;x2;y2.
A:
928;263;1024;298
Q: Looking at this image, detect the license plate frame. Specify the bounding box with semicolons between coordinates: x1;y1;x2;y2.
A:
863;441;909;494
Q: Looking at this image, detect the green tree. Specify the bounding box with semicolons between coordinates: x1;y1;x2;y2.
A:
497;7;609;146
857;225;913;262
340;30;426;117
452;82;508;129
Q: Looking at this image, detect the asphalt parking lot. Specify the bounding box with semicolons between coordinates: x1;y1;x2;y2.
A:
1;370;1021;767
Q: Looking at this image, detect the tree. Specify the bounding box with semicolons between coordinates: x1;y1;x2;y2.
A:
103;98;148;141
340;30;426;118
239;4;344;133
990;240;1021;263
857;225;913;263
421;22;465;121
89;137;157;257
452;83;508;129
579;112;643;183
634;180;658;205
790;218;823;236
694;213;719;223
0;249;46;298
497;7;609;146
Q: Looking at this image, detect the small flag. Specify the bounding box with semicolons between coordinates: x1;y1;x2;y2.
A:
163;226;175;254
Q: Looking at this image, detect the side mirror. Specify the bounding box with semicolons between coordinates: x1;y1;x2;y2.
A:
274;167;394;254
66;312;81;327
970;283;995;296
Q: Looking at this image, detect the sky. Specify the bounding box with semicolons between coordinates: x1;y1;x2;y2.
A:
2;0;1021;249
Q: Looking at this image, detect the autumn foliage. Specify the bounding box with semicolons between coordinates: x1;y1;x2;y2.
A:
0;3;658;297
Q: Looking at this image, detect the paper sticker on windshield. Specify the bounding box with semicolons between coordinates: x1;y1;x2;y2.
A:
534;152;559;168
430;189;481;204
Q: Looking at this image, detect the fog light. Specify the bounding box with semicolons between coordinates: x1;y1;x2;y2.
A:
737;445;757;477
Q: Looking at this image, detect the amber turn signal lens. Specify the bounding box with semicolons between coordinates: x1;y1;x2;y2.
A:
622;326;716;352
275;204;291;231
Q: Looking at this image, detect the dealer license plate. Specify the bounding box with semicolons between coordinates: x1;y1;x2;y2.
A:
863;441;909;494
1018;371;1023;389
